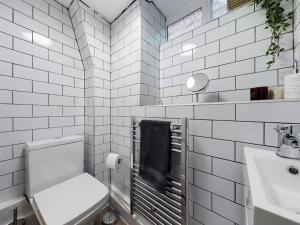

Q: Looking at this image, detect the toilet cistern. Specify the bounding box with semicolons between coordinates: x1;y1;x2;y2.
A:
25;136;109;225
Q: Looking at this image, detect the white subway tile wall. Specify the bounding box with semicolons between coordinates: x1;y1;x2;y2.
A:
111;0;166;108
111;100;300;225
110;0;166;195
140;0;167;105
70;0;111;184
160;3;294;104
0;1;299;225
0;0;84;202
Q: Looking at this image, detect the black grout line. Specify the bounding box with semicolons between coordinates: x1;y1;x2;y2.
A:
0;2;299;224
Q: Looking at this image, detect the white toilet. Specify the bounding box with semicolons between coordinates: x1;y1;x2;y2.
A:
25;135;109;225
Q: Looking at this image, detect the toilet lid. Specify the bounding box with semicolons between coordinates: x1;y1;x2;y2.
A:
32;173;109;225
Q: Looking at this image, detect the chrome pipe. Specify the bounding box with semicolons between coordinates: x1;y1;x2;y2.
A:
168;179;181;185
171;136;182;140
132;165;182;189
133;134;182;140
132;172;182;197
165;190;181;202
133;181;181;214
167;186;181;195
132;174;182;208
133;125;182;133
133;122;182;127
180;117;188;225
132;140;182;153
171;148;181;153
133;188;181;221
171;129;182;133
133;195;180;225
130;117;135;215
134;198;172;225
134;204;165;225
167;180;181;188
171;142;182;147
133;195;181;225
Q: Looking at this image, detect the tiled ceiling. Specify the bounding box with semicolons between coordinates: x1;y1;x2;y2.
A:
59;0;202;25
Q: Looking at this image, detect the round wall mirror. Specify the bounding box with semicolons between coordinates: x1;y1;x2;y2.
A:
186;73;209;92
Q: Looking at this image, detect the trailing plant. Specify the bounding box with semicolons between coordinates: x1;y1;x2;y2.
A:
253;0;293;68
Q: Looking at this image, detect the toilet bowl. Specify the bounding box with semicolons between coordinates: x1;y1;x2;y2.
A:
25;135;109;225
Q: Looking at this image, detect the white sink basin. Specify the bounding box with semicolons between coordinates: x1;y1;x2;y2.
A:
244;147;300;225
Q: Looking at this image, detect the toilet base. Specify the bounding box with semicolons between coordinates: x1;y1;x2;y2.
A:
102;210;118;225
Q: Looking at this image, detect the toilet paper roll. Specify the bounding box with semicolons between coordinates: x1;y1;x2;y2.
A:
106;153;122;170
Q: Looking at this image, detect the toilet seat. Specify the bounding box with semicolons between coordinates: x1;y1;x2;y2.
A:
30;173;109;225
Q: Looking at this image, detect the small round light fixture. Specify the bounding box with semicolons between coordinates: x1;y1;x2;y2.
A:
186;73;209;93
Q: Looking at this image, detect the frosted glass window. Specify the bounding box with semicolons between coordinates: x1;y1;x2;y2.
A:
212;0;228;18
168;9;202;40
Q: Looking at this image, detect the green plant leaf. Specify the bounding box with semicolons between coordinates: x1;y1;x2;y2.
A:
254;0;293;68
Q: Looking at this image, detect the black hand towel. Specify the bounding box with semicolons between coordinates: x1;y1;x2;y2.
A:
139;120;171;193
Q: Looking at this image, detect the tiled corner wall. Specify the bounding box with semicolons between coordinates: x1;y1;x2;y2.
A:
111;100;300;225
111;1;142;108
160;3;294;104
69;0;111;184
110;0;166;197
0;0;84;202
140;0;166;105
111;0;166;108
111;1;143;195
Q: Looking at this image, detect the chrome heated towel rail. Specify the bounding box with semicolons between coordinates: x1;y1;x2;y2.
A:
130;117;188;225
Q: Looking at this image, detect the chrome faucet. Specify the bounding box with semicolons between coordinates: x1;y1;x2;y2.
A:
275;125;300;159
